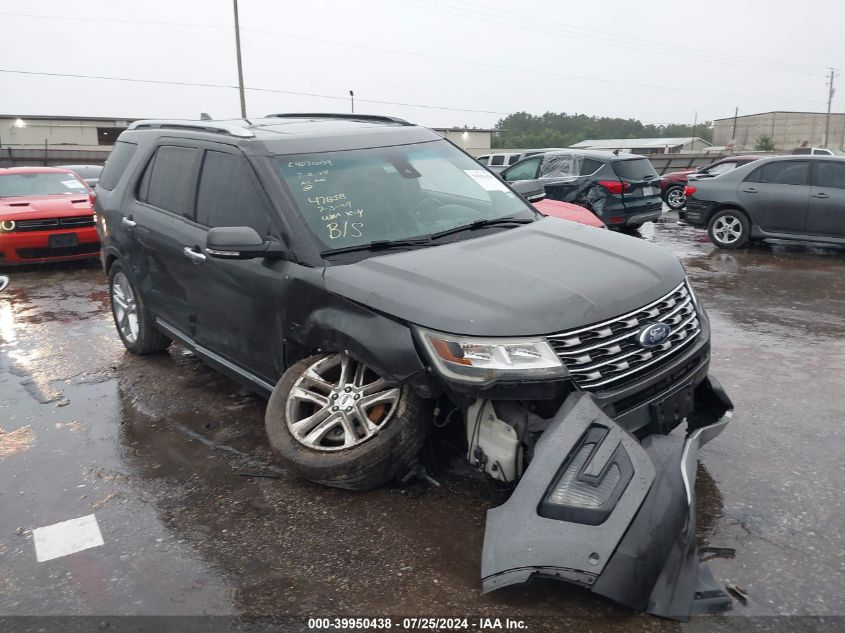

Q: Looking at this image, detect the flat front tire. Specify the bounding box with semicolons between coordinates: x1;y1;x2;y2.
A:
265;353;429;490
708;209;750;249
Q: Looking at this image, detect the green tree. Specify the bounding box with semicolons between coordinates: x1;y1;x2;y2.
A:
754;135;777;151
491;112;713;149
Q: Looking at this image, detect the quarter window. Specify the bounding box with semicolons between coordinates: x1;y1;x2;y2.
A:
140;146;202;217
746;161;809;186
195;151;271;236
814;161;845;189
579;158;604;176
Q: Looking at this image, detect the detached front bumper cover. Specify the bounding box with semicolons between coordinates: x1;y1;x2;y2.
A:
481;376;733;621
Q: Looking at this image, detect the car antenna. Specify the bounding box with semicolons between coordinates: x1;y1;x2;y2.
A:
200;112;213;121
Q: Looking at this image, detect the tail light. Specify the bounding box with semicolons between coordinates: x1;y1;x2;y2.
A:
597;180;630;195
684;185;697;197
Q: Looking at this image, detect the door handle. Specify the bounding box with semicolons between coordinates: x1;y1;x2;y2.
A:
122;216;137;228
183;247;207;264
741;188;758;193
812;192;830;199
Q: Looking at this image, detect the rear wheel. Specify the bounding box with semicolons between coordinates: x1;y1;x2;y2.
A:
265;353;429;490
665;186;686;210
707;209;750;249
108;262;170;354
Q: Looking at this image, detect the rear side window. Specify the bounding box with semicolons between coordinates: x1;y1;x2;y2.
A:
613;158;658;181
490;155;505;166
746;161;809;186
98;141;137;191
140;146;201;217
508;155;521;165
792;148;811;155
503;157;541;181
814;161;845;189
705;162;737;175
580;158;603;175
195;151;271;236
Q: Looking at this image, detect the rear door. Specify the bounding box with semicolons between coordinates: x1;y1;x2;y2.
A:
738;160;810;233
538;154;583;202
190;149;284;382
806;160;845;238
127;143;204;335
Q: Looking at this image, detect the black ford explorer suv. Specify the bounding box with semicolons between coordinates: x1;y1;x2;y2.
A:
95;114;734;619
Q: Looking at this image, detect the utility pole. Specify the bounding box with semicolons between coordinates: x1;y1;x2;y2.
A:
824;67;837;148
233;0;247;118
349;90;355;113
731;106;739;145
691;110;698;145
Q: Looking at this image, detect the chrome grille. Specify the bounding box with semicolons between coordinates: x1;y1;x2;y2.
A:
547;281;700;390
15;216;94;232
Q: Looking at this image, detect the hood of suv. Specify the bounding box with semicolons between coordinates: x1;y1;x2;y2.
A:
323;217;685;337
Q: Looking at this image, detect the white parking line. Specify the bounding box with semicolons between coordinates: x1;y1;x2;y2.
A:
32;514;104;562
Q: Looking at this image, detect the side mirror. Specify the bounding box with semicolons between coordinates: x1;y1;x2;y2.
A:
510;179;547;202
205;226;285;260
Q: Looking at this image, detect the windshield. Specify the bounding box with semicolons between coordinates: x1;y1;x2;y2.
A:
274;140;534;250
0;172;88;198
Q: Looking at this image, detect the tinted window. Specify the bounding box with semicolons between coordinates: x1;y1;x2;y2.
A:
142;146;201;216
196;151;271;236
99;141;137;191
508;155;521;165
490;155;505;166
746;161;809;186
814;161;845;189
792;148;812;155
580;158;603;175
613;158;658;180
476;156;490;165
504;157;541;181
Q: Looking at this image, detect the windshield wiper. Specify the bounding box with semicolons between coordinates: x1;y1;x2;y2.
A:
428;216;535;241
320;238;433;257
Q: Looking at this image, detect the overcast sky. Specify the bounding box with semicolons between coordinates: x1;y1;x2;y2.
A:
1;0;842;129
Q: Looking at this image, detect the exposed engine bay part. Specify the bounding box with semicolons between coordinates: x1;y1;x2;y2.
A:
466;399;523;482
481;377;734;621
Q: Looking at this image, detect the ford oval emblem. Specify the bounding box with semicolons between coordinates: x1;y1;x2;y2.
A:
637;322;671;348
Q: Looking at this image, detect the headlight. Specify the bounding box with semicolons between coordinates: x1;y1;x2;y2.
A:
416;326;567;385
0;220;15;232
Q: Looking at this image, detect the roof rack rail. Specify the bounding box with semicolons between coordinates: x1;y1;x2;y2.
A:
265;113;412;126
127;119;255;138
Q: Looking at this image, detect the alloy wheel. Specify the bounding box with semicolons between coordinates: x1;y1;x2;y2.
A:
667;188;686;209
111;272;139;344
285;354;400;451
711;215;743;245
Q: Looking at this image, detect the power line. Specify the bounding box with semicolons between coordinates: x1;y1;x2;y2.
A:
437;0;824;74
0;69;511;115
0;11;824;106
393;0;825;77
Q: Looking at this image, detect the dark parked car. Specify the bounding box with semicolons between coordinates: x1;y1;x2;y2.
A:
660;155;765;210
56;164;103;188
684;155;845;248
500;150;663;229
96;114;733;618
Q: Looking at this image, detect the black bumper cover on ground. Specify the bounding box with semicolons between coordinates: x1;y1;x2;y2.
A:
481;376;734;620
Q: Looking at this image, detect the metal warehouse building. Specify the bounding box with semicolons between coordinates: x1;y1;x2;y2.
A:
570;137;712;154
712;111;845;151
1;115;494;166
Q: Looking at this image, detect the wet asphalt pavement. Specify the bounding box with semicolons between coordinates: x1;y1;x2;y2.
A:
1;212;844;631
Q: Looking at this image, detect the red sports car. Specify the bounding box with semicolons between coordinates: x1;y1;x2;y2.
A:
0;167;100;265
533;198;607;228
